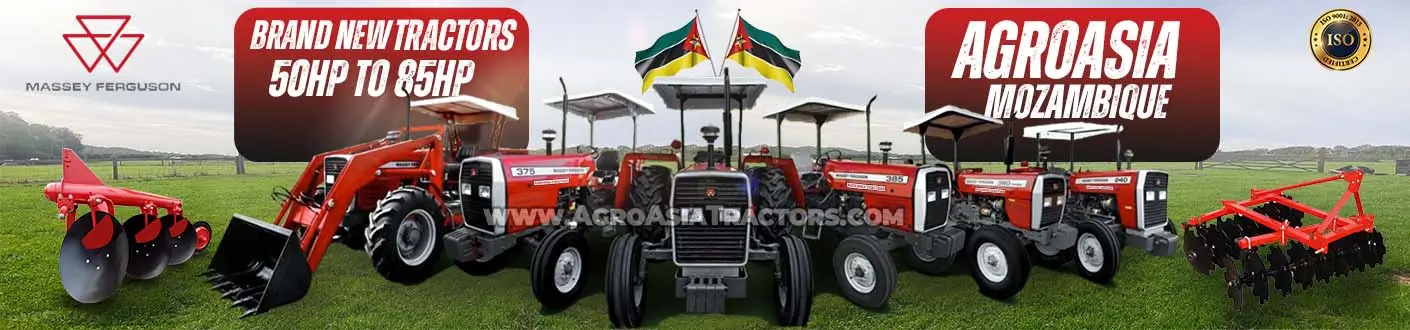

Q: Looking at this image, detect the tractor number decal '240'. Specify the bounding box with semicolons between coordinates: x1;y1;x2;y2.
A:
1074;176;1133;185
830;172;909;184
509;167;591;177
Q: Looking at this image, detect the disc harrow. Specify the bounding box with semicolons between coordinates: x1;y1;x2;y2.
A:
43;148;213;303
1182;170;1382;309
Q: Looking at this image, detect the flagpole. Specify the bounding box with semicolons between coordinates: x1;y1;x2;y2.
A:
721;9;742;77
693;10;719;76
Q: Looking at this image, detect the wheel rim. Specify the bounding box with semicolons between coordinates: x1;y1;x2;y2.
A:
977;242;1008;283
1077;233;1104;273
396;209;436;266
632;258;644;307
843;252;876;294
554;247;583;293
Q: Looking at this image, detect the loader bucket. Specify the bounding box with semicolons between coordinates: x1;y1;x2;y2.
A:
203;214;311;318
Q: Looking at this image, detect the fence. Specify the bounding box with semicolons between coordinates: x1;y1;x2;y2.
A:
1196;149;1330;173
0;158;306;184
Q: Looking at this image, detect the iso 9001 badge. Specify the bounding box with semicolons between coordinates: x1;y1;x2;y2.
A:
1310;9;1372;71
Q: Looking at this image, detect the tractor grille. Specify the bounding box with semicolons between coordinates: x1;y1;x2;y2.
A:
459;160;495;232
671;174;751;265
1040;177;1065;228
1143;172;1169;229
323;157;347;192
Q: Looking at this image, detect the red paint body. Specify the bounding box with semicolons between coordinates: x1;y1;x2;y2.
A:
956;172;1042;230
820;160;918;233
1187;171;1375;253
42;148;187;249
497;154;596;234
1068;170;1142;229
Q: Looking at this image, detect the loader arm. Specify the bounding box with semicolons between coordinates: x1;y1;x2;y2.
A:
273;138;397;227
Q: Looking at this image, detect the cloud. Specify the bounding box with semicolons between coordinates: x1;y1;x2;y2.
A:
0;91;236;155
813;64;846;73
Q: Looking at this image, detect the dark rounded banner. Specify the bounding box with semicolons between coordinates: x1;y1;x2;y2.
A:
924;8;1219;162
233;7;530;162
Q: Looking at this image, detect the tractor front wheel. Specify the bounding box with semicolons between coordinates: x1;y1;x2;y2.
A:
1073;220;1122;284
773;235;813;326
832;235;897;309
530;227;590;309
606;233;646;328
365;186;444;284
967;226;1030;300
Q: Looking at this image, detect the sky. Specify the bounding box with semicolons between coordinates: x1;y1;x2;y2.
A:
2;0;1406;156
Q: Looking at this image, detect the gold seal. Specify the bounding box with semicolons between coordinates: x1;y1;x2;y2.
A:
1310;9;1372;71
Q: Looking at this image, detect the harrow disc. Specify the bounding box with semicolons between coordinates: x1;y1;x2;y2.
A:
59;212;129;304
1314;252;1333;283
1242;251;1270;304
1266;246;1293;296
1330;240;1352;277
1184;227;1215;275
1288;244;1315;290
1367;231;1386;267
162;214;198;265
1205;222;1234;260
1221;256;1244;310
1347;233;1368;272
122;214;172;280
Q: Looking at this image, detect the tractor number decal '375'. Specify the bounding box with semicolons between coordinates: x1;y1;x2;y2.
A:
830;172;908;184
509;167;590;177
1074;176;1133;185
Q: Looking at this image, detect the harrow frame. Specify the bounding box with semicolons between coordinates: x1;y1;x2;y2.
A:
1185;170;1374;253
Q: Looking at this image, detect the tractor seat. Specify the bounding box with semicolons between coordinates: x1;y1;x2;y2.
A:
444;145;479;181
693;150;726;164
594;150;621;177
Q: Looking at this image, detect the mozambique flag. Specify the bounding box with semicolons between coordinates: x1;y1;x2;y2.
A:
634;18;710;93
726;17;802;92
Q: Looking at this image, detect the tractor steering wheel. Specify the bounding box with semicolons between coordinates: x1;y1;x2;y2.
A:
576;145;600;158
817;150;843;167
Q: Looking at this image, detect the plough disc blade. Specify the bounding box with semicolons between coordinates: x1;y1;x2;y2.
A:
1367;231;1386;266
203;214;311;318
122;214;171;280
1184;227;1215;275
1287;244;1315;290
1242;251;1270;304
59;212;129;304
163;214;198;265
1266;246;1293;296
1221;256;1244;310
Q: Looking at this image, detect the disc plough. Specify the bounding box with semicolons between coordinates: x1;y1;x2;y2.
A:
1183;170;1384;309
42;148;213;303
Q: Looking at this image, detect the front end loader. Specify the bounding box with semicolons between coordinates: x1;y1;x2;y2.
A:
203;94;602;317
43;148;212;304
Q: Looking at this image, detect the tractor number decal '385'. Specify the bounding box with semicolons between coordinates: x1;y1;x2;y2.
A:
1074;176;1133;185
963;178;1028;188
509;167;590;177
830;172;908;184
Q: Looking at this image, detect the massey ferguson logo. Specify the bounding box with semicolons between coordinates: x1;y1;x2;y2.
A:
705;187;717;198
64;15;143;73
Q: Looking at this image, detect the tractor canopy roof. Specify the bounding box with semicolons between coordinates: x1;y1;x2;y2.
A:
902;105;1004;140
651;76;768;110
542;90;657;121
760;97;867;124
1021;122;1122;141
410;95;520;124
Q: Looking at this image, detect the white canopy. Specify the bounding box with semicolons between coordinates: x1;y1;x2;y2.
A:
1022;122;1122;141
651;76;768;110
902;105;1004;140
410;95;519;121
542;90;656;121
760;97;868;124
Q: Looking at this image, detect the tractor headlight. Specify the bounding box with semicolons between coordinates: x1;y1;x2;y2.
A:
478;185;492;198
325;175;336;184
1056;195;1065;205
1044;197;1054;207
1158;190;1167;200
1146;191;1156;201
460;183;473;196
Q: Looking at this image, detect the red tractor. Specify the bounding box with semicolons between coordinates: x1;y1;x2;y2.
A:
792;106;1122;309
603;71;814;328
204;95;603;317
1015;122;1178;265
542;80;662;222
44;148;212;304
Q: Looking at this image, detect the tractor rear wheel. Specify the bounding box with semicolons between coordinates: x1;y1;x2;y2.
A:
905;244;955;275
753;166;799;235
967;226;1030;300
530;227;590;309
606;233;646;328
832;235;896;309
366;186;444;284
1073;220;1122;284
773;234;813;326
627;165;671;239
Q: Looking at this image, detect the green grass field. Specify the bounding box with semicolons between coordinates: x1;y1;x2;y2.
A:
2;162;1408;329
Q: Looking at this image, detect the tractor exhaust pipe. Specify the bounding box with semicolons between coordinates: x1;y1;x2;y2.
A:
865;95;876;163
202;214;311;318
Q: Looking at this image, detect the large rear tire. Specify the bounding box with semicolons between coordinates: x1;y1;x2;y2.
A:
606;233;646;328
832;235;896;309
752;166;799;234
967;226;1030;300
774;235;813;326
627;165;671;239
366;186;444;284
530;228;590;309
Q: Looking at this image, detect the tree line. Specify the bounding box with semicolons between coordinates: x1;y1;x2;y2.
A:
0;111;83;160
